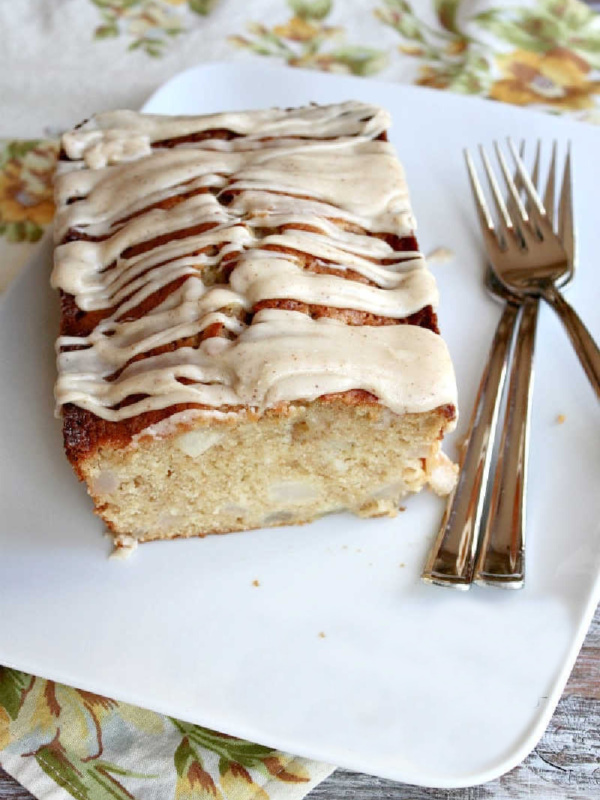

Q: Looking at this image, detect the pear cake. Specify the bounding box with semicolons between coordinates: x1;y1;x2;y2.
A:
52;101;458;549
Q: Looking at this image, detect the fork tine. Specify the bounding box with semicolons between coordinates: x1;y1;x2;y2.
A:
464;149;495;231
544;141;557;228
496;140;544;251
479;145;514;240
495;141;529;224
531;141;541;193
558;142;575;267
507;141;526;192
496;142;540;253
513;140;542;232
523;141;545;239
506;139;546;221
509;141;526;200
506;141;532;239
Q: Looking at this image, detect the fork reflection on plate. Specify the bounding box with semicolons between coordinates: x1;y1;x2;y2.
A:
422;140;600;590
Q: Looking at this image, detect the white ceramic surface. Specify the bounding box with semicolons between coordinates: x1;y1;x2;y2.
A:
1;63;599;789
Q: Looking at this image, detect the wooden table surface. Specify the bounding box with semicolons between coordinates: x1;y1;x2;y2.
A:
1;608;598;800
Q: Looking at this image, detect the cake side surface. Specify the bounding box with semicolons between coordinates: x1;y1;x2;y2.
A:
52;101;458;543
83;400;456;544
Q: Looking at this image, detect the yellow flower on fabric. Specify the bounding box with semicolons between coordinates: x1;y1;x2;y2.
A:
219;761;269;800
117;700;166;735
273;16;320;42
0;141;57;242
445;39;467;56
8;679;118;761
398;44;424;56
0;706;11;750
490;47;600;110
127;1;183;37
262;754;311;782
0;163;53;225
0;143;57;225
230;1;384;77
416;65;451;90
174;736;223;800
176;762;222;800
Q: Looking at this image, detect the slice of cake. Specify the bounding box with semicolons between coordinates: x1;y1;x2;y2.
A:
52;101;458;548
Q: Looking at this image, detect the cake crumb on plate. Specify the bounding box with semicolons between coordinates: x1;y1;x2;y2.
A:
426;246;454;266
109;534;138;560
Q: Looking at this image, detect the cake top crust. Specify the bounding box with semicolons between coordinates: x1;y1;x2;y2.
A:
52;101;457;422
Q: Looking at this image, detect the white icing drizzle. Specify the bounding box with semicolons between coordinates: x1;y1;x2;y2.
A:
53;102;457;422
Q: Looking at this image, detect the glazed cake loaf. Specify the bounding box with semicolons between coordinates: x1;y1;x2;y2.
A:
52;101;458;549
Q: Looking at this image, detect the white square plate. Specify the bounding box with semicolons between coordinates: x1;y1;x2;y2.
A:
1;63;599;789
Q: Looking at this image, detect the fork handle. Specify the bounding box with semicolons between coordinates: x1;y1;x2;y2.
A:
474;297;539;588
422;301;519;588
542;284;600;400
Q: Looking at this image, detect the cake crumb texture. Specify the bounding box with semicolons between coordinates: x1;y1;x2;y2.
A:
84;401;453;541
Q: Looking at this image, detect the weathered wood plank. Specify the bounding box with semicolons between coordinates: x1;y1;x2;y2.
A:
1;610;598;799
0;772;29;800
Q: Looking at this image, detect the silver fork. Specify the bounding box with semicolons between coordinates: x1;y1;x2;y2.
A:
472;142;579;587
421;268;520;589
472;140;600;398
423;141;588;589
421;151;533;589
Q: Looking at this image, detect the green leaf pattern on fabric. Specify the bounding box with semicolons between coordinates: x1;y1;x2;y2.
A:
0;671;311;800
83;0;600;115
229;0;388;75
90;1;219;56
434;0;462;35
0;669;31;721
375;0;600;109
229;0;600;113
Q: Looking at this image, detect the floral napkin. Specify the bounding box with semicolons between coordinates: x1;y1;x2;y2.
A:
1;2;599;798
